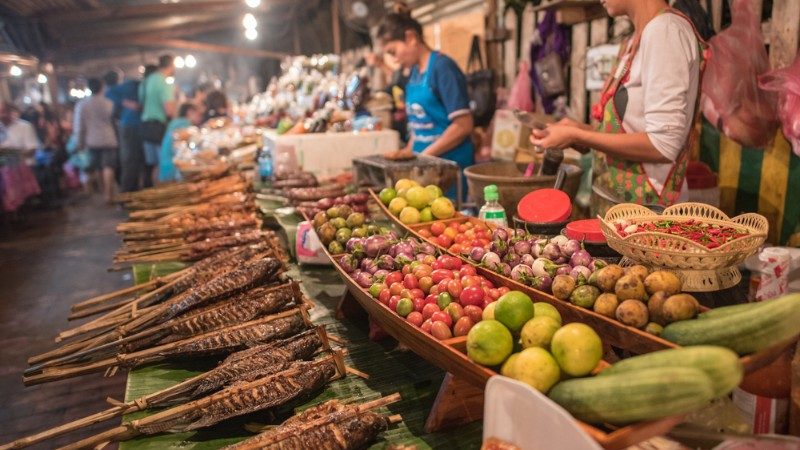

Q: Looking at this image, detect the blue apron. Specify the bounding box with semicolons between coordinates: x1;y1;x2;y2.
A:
406;52;474;200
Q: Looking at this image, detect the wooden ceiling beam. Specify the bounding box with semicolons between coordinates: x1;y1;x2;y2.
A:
38;0;291;23
132;38;290;60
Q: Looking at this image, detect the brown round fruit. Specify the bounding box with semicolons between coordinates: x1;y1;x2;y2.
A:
661;294;700;323
625;265;650;281
647;291;670;326
644;271;682;295
592;265;625;292
614;274;647;301
593;293;619;318
615;299;649;328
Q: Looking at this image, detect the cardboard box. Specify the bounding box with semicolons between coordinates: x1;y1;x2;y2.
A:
492;110;555;161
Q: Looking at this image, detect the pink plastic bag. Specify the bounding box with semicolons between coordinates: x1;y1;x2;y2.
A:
507;61;535;112
759;52;800;156
701;0;779;148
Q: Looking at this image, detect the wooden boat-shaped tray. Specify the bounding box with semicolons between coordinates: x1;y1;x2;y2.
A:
326;246;690;450
397;217;795;373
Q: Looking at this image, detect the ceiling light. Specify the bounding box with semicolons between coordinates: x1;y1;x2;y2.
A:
9;65;22;77
245;27;258;40
37;73;48;84
245;0;261;7
166;76;175;85
185;54;197;68
83;88;92;96
242;13;257;29
138;65;145;74
174;56;185;69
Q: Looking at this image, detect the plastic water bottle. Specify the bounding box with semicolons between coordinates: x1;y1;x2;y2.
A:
479;185;507;227
258;149;273;182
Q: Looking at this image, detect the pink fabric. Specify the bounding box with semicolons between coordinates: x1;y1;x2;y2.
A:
701;0;779;148
508;61;535;112
0;162;41;212
759;52;800;156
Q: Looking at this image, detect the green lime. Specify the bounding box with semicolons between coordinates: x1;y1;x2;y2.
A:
467;320;513;366
494;291;535;334
379;188;397;206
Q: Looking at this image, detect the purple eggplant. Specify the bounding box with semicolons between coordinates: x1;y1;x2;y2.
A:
559;239;582;258
376;254;396;271
550;235;569;247
361;258;379;274
532;239;547;258
532;258;559;278
492;228;509;242
513;240;531;256
373;269;389;282
500;263;512;277
339;254;359;273
470;246;487;262
556;265;572;276
511;264;534;284
520;254;535;267
394;252;414;267
390;241;414;258
570;249;593;268
590;259;608;272
353;271;373;288
570;265;592;285
531;275;553;292
504;251;521;268
490;239;508;256
365;235;390;258
514;228;528;239
542;243;562;261
481;251;502;268
417;242;437;255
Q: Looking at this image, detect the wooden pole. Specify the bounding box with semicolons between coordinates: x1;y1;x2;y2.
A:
569;22;589;122
332;0;342;55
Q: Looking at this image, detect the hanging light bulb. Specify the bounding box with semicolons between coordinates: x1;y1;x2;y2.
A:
9;65;22;77
166;76;175;85
37;73;48;84
245;0;261;7
174;56;185;69
83;88;92;96
245;27;258;40
242;13;257;29
185;54;197;68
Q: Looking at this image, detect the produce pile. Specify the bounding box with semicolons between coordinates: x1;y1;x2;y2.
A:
613;218;750;249
551;264;698;334
312;203;387;255
464;290;745;426
378;178;456;224
336;236;505;340
297;191;370;218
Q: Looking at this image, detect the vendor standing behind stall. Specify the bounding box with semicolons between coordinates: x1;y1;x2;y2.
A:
530;0;706;214
378;11;474;200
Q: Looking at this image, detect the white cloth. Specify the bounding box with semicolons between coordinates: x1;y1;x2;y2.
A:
618;12;700;198
74;95;118;150
0;119;39;152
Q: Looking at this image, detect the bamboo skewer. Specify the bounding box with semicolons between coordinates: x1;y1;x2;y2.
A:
58;351;345;450
4;327;332;450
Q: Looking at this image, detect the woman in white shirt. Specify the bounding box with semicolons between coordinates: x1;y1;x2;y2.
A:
530;0;706;213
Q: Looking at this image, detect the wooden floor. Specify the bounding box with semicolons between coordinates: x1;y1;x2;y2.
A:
0;195;130;448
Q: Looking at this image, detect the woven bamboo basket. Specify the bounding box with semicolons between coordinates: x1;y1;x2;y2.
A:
599;203;768;291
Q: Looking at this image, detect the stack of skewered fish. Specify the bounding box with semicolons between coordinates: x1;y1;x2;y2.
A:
25;244;301;385
118;173;251;211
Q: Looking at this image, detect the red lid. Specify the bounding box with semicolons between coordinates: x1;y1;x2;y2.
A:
517;189;572;223
565;219;606;243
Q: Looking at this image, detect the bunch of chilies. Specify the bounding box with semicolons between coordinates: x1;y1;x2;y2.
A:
5;242;397;450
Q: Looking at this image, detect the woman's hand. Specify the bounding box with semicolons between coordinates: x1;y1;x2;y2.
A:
554;117;591;130
384;147;414;160
530;124;578;150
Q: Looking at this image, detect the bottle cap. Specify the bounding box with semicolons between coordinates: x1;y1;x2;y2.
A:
484;185;499;201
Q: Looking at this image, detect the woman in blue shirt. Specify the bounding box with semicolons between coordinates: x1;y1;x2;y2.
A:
378;11;474;199
159;102;203;182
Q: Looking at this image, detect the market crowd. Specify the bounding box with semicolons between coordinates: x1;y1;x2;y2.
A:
0;54;227;209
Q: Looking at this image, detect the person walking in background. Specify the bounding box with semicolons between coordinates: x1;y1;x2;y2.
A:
203;90;229;123
33;103;65;206
159;102;204;183
139;55;176;186
74;78;118;203
0;102;40;164
107;67;147;192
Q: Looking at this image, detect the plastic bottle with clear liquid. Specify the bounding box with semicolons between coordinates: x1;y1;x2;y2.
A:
479;185;508;227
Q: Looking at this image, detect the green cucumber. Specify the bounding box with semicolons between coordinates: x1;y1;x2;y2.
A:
549;367;715;424
598;346;743;397
662;294;800;355
697;302;763;320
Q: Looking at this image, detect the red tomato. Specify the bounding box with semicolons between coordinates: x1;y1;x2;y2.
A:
461;276;482;288
470;239;483;248
412;297;426;312
463;221;475;230
418;276;433;293
439;255;463;270
460;286;485;307
430;222;446;236
437;235;453;248
403;274;419;290
421;319;433;334
407;311;424;327
384;271;402;286
402;265;412;275
429;285;440;296
443;228;458;239
400;289;413;299
378;289;391;305
422;303;440;320
478;238;490;248
463;305;484;323
448;244;463;254
458;224;469;233
480;280;492;289
431;311;453;328
425;294;438;305
459;265;477;277
417;229;432;238
446;279;463;299
431;260;443;270
488;288;501;300
413;264;432;279
445;302;464;323
421;254;437;266
389;282;404;296
464;229;476;239
431;269;454;284
483;298;495;309
410;288;425;299
388;296;401;312
498;286;511;295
